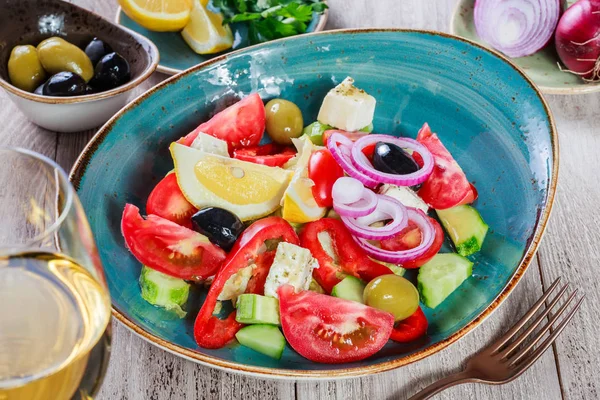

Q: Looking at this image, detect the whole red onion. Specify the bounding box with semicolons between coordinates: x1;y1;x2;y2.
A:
556;0;600;80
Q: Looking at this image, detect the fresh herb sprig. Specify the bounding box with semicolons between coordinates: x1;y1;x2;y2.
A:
212;0;328;44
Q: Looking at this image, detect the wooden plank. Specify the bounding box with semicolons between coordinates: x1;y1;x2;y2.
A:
0;0;582;398
536;94;600;400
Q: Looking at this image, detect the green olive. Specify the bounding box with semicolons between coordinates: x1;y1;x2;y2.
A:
7;45;47;92
265;99;304;145
363;275;419;321
37;37;94;82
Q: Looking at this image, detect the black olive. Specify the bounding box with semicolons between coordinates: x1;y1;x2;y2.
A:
42;72;87;96
191;207;244;251
372;141;419;175
84;37;113;66
89;52;130;92
34;83;45;95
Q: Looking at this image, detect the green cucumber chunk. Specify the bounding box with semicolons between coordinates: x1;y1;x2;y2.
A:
235;294;280;325
436;205;488;257
418;253;473;309
139;266;190;318
235;324;286;359
304;121;373;146
309;278;326;294
331;276;366;303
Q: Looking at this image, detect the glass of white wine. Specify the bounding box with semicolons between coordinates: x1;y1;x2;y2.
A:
0;148;112;400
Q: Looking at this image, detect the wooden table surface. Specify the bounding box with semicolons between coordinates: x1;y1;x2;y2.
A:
1;0;598;399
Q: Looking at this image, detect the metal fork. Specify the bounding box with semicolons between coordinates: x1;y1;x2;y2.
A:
406;278;584;400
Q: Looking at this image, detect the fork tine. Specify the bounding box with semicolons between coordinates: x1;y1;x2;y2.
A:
509;296;584;372
507;289;578;365
498;284;570;359
490;278;562;353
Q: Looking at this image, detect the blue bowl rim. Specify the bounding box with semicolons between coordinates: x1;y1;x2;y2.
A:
69;28;559;379
113;0;330;76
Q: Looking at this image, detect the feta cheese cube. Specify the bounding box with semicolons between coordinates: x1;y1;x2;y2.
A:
379;184;429;213
264;242;319;298
190;132;229;157
317;77;376;132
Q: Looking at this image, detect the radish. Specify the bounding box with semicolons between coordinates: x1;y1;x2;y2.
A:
556;0;600;81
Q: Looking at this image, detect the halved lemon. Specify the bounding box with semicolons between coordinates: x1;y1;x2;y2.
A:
181;0;234;54
281;136;327;223
118;0;193;32
171;143;292;221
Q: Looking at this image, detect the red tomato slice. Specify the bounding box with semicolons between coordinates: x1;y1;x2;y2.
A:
233;144;296;167
121;204;226;281
380;217;444;269
146;174;198;229
308;149;344;207
322;129;369;147
389;307;428;343
278;285;394;363
415;123;476;210
177;93;265;150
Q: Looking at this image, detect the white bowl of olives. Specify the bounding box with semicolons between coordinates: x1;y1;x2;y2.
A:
0;0;159;132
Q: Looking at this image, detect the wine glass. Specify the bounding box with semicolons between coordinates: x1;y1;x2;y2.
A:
0;148;111;400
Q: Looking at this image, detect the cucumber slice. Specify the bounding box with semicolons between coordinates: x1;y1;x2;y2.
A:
436;205;488;257
309;278;326;294
235;324;286;359
331;276;366;303
139;266;190;318
235;294;280;325
417;253;473;309
304;121;372;146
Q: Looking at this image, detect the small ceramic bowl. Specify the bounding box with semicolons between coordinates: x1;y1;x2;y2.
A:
0;0;159;132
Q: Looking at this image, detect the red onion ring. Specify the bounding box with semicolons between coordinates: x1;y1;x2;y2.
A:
350;134;434;187
474;0;560;58
326;132;380;189
340;195;408;241
334;189;378;218
353;208;436;263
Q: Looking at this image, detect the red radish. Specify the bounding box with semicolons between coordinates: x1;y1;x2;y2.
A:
556;0;600;81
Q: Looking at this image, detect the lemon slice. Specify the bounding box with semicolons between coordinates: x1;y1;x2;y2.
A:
171;143;292;221
281;136;327;223
181;0;234;54
119;0;192;31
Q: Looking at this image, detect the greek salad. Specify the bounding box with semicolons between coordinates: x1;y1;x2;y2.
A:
121;77;489;364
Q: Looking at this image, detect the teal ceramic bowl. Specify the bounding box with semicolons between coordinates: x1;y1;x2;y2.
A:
70;29;558;378
115;1;328;75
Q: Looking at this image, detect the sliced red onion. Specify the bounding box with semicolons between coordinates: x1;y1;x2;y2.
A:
350;134;434;187
327;132;379;189
334;189;378;218
340;195;408;241
354;208;436;263
332;177;365;205
474;0;560;58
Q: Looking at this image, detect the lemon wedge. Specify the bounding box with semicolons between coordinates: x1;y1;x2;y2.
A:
281;136;327;223
118;0;192;32
171;143;292;221
181;0;234;54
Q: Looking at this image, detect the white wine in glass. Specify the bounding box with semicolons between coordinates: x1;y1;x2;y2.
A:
0;148;112;400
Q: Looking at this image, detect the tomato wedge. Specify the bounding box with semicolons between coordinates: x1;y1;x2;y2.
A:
278;285;394;363
380;217;444;269
389;307;428;343
178;93;265;150
233;143;296;167
146;173;198;229
194;217;299;349
415;123;476;209
121;204;226;281
300;218;393;293
308;149;344;207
